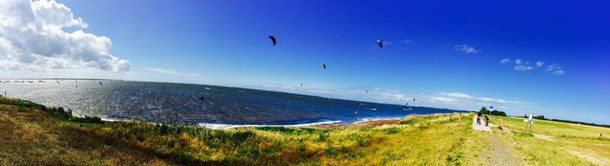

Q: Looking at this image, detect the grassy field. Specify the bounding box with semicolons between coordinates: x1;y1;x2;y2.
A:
0;97;608;165
488;115;610;165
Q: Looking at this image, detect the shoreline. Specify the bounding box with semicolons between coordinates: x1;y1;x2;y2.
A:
100;117;407;130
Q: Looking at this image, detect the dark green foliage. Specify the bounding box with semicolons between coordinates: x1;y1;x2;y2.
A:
398;119;416;125
0;96;45;108
317;133;327;142
381;127;400;134
159;124;169;135
230;130;255;144
479;107;488;114
70;116;103;124
490;110;506;116
478;107;507;116
45;107;72;119
533;115;546;120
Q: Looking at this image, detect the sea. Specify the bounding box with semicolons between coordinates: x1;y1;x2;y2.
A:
0;80;460;126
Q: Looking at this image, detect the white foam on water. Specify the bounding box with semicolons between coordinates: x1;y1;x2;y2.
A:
354;117;403;124
198;120;343;130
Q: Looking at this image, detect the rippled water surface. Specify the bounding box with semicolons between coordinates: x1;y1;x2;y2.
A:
1;80;459;125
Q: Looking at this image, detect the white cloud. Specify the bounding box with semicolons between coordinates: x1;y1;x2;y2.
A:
552;69;564;75
454;44;480;54
441;92;473;99
514;59;522;65
144;68;199;77
380;93;411;101
500;58;510;64
536;61;544;67
546;64;559;71
501;58;563;75
441;92;522;104
0;0;130;72
430;97;458;103
246;82;535;114
514;65;533;71
546;64;564;75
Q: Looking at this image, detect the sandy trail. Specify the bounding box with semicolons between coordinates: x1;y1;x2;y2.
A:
472;115;525;165
472;115;492;132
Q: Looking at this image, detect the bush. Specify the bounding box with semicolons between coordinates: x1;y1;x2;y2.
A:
381;127;400;134
398;119;416;125
46;107;72;119
70;116;103;124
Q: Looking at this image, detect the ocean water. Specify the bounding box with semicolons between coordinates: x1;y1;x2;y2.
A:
0;80;459;125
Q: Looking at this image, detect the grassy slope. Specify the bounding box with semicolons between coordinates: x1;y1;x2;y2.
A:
0;97;608;165
488;115;610;165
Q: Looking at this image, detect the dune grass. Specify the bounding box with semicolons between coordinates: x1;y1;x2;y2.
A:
1;96;608;165
488;115;610;165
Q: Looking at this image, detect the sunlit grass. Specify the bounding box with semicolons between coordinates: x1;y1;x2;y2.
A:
489;115;610;165
1;96;608;165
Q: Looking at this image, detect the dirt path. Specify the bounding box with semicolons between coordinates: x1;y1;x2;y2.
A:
471;115;525;165
472;115;492;132
480;132;525;166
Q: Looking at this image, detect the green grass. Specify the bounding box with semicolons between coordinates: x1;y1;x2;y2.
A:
1;96;608;165
489;115;610;165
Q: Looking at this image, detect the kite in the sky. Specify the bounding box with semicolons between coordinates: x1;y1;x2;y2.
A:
376;40;383;48
268;36;276;46
321;62;326;69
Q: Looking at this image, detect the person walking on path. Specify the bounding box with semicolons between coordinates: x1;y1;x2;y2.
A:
485;115;489;127
477;112;482;125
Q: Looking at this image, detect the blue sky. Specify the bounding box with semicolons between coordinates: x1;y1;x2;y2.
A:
1;0;608;124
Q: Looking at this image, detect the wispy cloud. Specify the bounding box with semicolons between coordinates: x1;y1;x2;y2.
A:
144;67;199;77
552;70;564;75
514;65;533;71
546;64;564;75
440;92;522;104
442;92;473;99
536;61;544;67
500;58;511;64
430;97;458;103
515;59;523;65
247;82;534;114
454;44;480;54
500;58;564;75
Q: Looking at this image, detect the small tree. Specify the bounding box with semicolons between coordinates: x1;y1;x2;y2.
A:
478;107;489;115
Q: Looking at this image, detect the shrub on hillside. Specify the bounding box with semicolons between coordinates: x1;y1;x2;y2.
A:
70;116;103;124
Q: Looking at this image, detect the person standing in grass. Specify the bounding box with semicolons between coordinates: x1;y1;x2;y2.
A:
458;113;462;124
